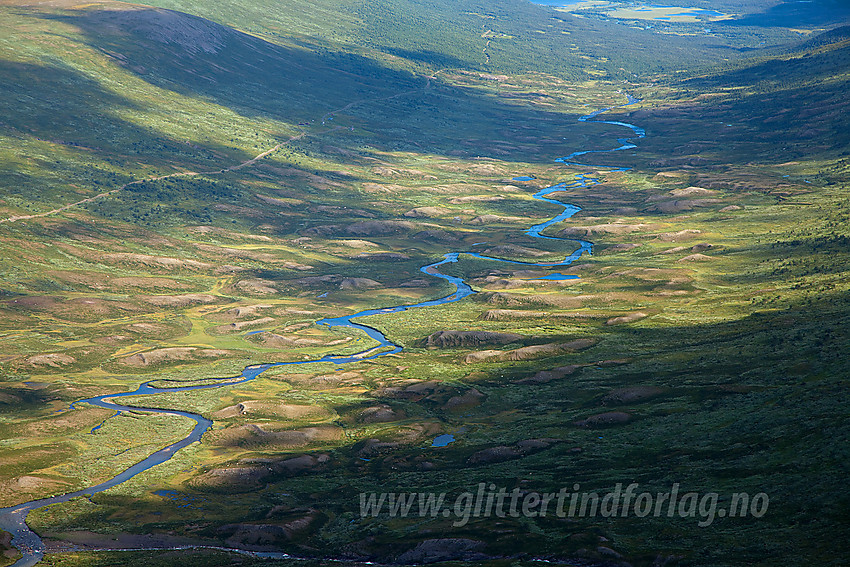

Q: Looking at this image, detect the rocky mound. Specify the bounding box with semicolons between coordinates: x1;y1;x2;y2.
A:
292;274;381;290
655;229;702;242
602;243;642;253
463;339;595;363
218;511;322;548
358;405;404;423
346;220;414;236
351;252;410;262
602;386;665;405
120;347;233;367
412;229;461;242
249;332;325;348
140;293;218;307
443;388;485;411
605;312;648;326
468;214;525;224
234;279;278;295
209;423;343;448
678;253;714;262
216;317;275;333
669;186;717;197
480;244;549;258
515;365;581;384
396;538;488;564
467;446;521;464
480;309;596;321
27;353;76;367
212;401;328;420
424;330;523;348
404;206;450;218
558;223;649;237
225;304;273;318
339;277;381;290
449;195;505;204
575;411;632;428
103;253;211;270
191;466;270;492
467;438;556;464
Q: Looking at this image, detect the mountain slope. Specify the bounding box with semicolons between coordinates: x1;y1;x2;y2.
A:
143;0;775;76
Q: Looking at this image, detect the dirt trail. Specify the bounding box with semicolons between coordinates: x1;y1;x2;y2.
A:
481;26;493;65
0;72;445;225
0;132;290;225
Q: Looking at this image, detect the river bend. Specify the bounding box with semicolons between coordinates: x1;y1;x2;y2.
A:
0;94;644;567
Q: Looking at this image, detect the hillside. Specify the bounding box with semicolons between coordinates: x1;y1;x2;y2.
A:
616;24;850;169
142;0;796;75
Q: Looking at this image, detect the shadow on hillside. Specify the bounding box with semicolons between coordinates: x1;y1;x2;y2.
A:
0;384;56;414
684;31;850;90
0;58;255;169
599;31;850;168
723;0;850;28
382;46;473;70
26;291;850;562
0;58;138;146
32;7;637;167
37;7;422;123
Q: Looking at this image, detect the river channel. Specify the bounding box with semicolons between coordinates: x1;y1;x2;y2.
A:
0;94;645;567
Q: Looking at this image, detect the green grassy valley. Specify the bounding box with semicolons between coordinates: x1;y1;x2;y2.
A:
0;0;848;566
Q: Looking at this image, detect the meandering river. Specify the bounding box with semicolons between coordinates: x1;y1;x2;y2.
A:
0;94;644;567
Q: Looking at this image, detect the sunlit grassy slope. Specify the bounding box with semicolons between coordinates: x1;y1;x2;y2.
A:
0;0;849;565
